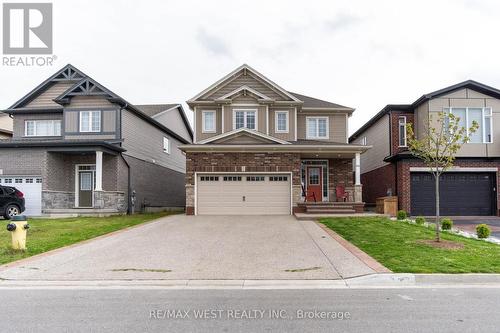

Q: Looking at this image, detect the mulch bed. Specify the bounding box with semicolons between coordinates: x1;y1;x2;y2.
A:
417;239;465;250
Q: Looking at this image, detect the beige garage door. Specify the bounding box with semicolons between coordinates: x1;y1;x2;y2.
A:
196;174;291;215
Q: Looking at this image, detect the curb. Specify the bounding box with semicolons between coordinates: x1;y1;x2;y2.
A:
2;274;500;289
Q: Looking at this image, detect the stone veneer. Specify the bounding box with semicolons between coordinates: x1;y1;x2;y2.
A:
42;190;126;213
185;152;358;215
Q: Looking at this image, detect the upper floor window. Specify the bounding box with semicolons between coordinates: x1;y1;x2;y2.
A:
398;116;407;147
275;111;289;133
234;110;257;130
446;107;492;143
202;110;216;133
306;117;328;139
25;120;61;137
163;137;170;154
80;111;101;133
361;136;367;146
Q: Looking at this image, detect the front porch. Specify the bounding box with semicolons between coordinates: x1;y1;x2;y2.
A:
42;149;128;215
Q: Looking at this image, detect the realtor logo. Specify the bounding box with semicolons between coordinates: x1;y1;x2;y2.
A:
2;3;53;54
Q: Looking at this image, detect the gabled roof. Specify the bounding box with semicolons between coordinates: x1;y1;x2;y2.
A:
188;64;302;103
5;64;192;144
288;92;353;110
216;85;274;102
196;128;291;145
134;104;193;139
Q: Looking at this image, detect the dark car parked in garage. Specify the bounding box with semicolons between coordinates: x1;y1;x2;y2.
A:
0;185;25;219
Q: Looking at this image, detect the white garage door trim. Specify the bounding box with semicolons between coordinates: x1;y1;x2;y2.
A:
195;172;293;215
0;176;42;216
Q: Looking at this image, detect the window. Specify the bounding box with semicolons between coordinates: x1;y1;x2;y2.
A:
306;117;328;139
4;178;12;183
223;176;242;181
202;110;216;133
275;111;289;133
15;178;22;183
269;176;288;182
308;169;320;185
200;176;219;181
361;136;367;146
80;111;101;132
234;110;257;130
25;120;61;137
398;116;407;147
446;107;493;143
25;178;33;183
163;137;170;154
246;176;265;181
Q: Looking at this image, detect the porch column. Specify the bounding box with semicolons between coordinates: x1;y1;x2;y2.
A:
95;151;103;191
355;152;361;185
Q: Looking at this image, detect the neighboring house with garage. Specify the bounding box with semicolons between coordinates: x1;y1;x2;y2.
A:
0;112;13;139
350;80;500;216
180;64;370;215
0;64;192;217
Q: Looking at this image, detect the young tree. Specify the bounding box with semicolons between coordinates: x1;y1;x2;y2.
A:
406;112;478;242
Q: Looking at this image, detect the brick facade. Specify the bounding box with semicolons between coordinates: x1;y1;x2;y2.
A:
395;158;500;216
185;152;356;214
390;112;414;155
360;164;396;205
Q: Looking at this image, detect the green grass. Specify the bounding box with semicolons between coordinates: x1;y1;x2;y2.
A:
320;217;500;273
0;212;174;265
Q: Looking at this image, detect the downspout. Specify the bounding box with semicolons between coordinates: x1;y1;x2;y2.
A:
118;102;132;215
389;111;398;198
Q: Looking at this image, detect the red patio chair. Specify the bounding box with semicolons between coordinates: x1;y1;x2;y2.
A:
336;185;349;202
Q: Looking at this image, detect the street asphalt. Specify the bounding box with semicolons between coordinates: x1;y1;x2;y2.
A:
1;288;499;332
0;215;375;280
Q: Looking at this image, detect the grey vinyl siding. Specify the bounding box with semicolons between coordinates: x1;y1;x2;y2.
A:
123;155;185;210
153;108;192;143
67;96;115;108
12;113;63;138
0;114;12;131
121;109;185;173
351;114;390;173
199;72;290;101
424;88;500;157
25;82;74;108
63;108;118;140
195;106;222;142
269;107;295;141
297;112;348;143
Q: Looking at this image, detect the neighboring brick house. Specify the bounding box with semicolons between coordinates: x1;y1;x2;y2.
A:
179;64;370;215
350;80;500;216
0;64;192;217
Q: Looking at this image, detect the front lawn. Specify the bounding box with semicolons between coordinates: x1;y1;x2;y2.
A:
320;217;500;273
0;212;174;265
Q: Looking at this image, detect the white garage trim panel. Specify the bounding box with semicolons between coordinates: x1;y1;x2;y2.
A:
195;172;292;215
0;176;42;216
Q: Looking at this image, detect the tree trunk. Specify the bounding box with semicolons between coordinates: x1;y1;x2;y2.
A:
435;174;441;242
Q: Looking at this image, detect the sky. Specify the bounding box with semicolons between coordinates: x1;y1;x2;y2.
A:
1;0;500;135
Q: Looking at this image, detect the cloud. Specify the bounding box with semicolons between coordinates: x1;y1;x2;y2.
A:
324;13;361;31
196;28;231;57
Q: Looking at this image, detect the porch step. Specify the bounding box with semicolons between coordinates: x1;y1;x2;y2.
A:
306;208;356;214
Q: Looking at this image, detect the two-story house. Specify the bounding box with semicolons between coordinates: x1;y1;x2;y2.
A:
180;64;370;215
0;112;13;139
350;80;500;217
0;64;192;217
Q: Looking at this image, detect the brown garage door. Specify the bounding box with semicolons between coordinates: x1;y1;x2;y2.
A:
410;172;496;216
196;174;291;215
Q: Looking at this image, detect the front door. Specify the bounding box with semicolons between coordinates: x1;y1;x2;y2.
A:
306;167;322;202
78;171;93;207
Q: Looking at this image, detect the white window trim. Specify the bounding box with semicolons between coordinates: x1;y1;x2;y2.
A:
306;116;329;139
233;109;258;131
361;136;367;146
201;110;216;133
447;107;493;144
398;116;407;147
163;137;170;154
24;120;62;137
79;110;101;133
275;110;289;133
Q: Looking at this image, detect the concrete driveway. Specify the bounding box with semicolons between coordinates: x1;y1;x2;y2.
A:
0;215;376;281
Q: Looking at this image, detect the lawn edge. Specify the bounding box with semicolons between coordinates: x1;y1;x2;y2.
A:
315;221;392;274
0;213;179;272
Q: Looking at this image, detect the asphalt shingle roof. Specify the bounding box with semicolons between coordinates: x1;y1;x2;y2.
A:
134;104;179;117
288;92;352;109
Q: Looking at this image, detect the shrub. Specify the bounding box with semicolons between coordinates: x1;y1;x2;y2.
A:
415;216;426;225
476;224;491;239
396;210;407;220
441;218;453;230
